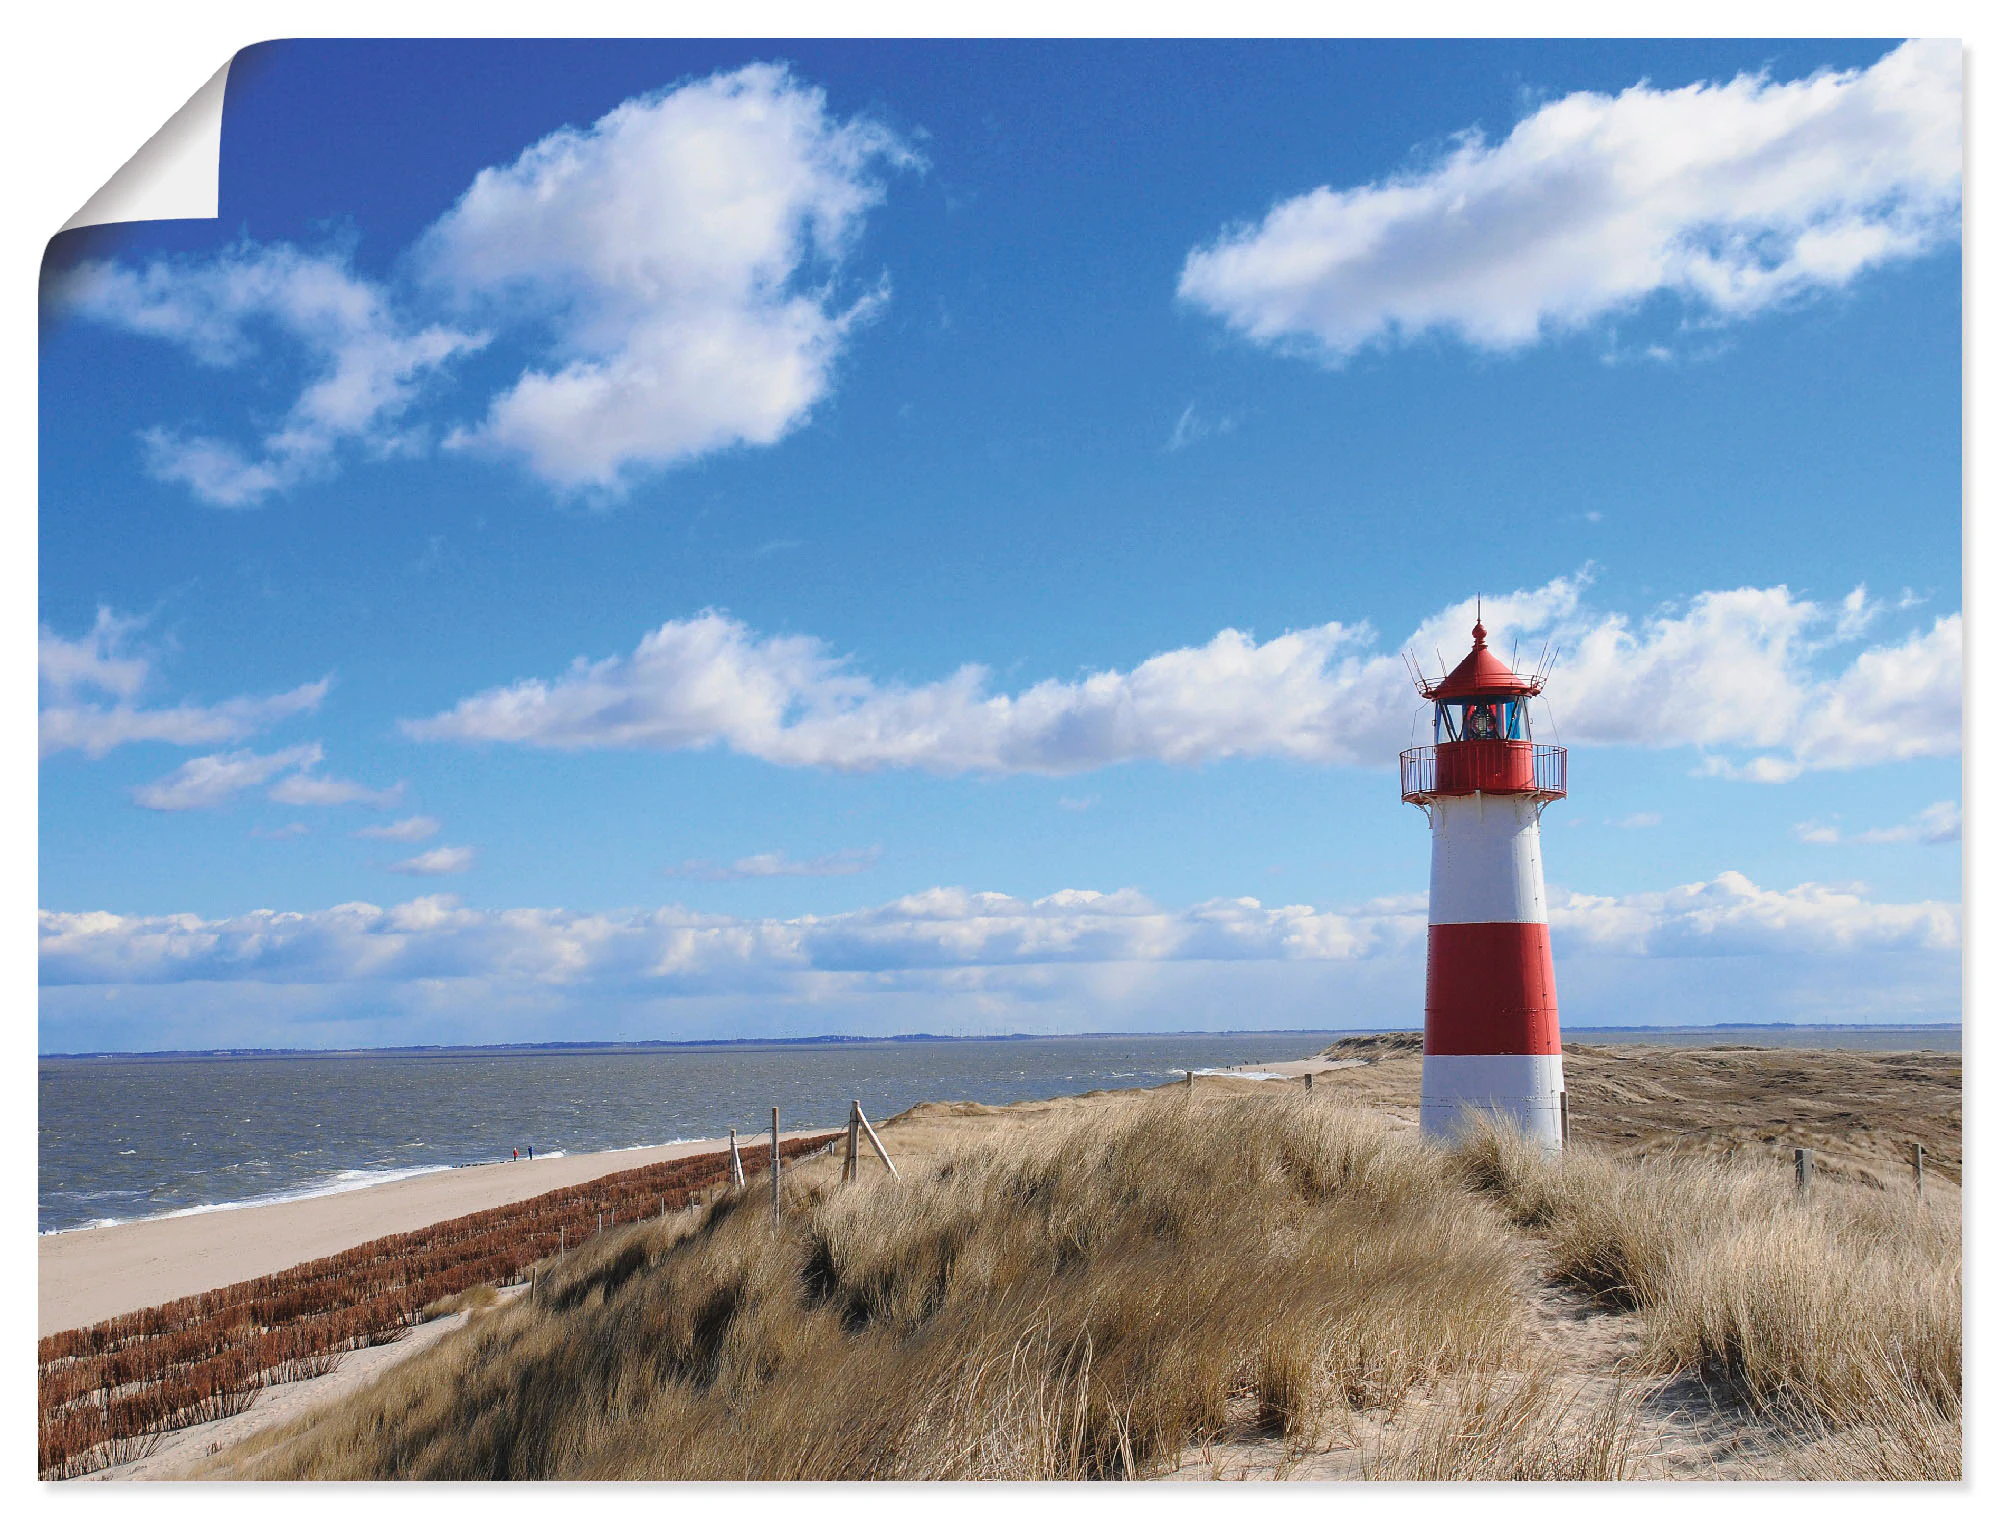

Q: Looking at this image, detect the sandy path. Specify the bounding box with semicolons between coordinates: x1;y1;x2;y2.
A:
1154;1229;1794;1481
40;1131;829;1336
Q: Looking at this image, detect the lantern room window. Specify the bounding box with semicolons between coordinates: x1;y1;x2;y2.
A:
1435;698;1528;743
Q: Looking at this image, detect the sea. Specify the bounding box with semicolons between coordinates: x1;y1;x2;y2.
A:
37;1025;1959;1236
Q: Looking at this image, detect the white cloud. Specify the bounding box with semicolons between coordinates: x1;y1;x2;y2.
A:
667;847;880;882
1179;40;1961;360
39;608;150;700
1548;594;1960;772
386;845;477;877
269;772;406;808
422;62;916;490
1788;613;1964;769
39;609;330;760
1795;800;1961;846
1611;812;1662;828
41;682;330;761
56;244;485;507
1551;871;1958;957
36;870;1954;995
404;576;1959;781
130;741;402;813
51;66;912;503
355;815;441;842
403;608;1398;772
32;888;1414;990
132;744;323;812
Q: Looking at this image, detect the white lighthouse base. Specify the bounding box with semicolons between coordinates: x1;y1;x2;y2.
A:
1420;1053;1565;1151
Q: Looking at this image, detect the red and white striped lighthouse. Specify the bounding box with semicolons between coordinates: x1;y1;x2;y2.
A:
1400;618;1568;1150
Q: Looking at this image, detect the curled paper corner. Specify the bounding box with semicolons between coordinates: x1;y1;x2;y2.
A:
60;56;232;232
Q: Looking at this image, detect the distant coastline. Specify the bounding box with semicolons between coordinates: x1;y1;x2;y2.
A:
34;1021;1966;1062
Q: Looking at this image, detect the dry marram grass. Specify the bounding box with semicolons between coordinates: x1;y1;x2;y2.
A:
1358;1359;1643;1480
1452;1119;1960;1477
195;1087;1960;1482
204;1091;1524;1479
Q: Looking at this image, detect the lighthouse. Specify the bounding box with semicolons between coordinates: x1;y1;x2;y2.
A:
1400;618;1568;1150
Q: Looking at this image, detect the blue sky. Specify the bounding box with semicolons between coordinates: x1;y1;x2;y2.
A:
38;38;1961;1051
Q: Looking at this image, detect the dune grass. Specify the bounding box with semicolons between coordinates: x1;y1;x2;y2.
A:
1452;1120;1960;1477
418;1282;499;1322
206;1090;1525;1480
1356;1358;1642;1481
200;1089;1960;1482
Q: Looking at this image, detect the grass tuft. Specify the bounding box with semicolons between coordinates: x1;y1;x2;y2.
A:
1449;1115;1959;1457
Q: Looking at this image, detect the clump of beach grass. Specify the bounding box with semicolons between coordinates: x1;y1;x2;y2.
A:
204;1090;1524;1480
1358;1357;1643;1481
417;1282;499;1322
1450;1118;1960;1475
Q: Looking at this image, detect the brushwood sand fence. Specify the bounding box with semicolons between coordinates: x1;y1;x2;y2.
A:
40;1131;839;1478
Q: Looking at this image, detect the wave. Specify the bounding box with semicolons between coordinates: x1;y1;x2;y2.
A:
42;1162;457;1236
39;1139;737;1235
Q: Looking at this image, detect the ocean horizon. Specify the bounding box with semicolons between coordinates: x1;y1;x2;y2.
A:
39;1024;1959;1235
37;1019;1964;1061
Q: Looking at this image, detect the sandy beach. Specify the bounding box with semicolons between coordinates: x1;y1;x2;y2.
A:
39;1130;830;1337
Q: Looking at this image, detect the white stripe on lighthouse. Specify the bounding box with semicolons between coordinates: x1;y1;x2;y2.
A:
1427;794;1546;925
1422;792;1564;1151
1420;1055;1564;1143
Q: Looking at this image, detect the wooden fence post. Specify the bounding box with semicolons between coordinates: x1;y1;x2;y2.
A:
1304;1072;1314;1093
771;1107;783;1228
1913;1142;1926;1196
855;1103;900;1180
729;1128;746;1190
1794;1147;1813;1198
559;1225;565;1256
844;1100;861;1184
1184;1068;1193;1089
1560;1090;1570;1146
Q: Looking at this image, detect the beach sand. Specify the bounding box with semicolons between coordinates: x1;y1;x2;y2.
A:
39;1131;828;1337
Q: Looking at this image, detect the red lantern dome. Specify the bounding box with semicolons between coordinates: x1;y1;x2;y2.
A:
1401;620;1565;805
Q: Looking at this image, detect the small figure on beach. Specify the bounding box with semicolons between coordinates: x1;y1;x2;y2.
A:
512;1147;519;1162
528;1145;534;1160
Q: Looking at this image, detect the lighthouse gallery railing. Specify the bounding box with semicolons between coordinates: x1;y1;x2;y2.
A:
1400;743;1566;805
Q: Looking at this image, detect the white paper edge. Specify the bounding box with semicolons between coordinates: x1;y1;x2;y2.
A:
59;56;233;232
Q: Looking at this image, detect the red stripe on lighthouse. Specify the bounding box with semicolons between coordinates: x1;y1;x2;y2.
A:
1423;922;1561;1056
